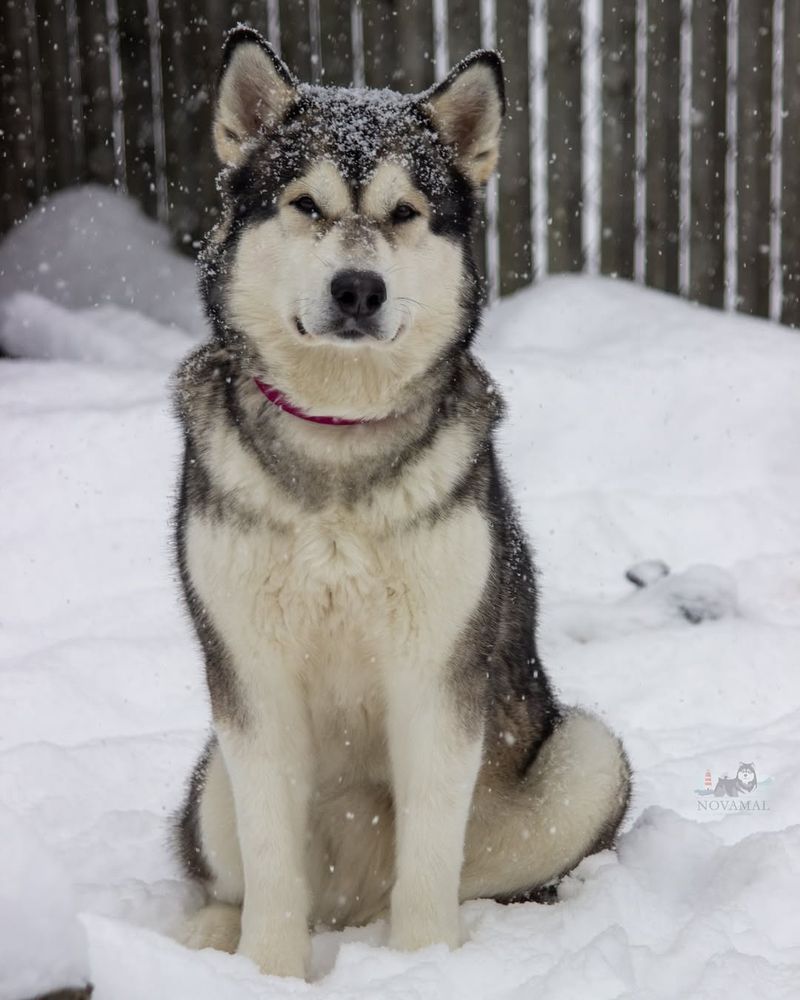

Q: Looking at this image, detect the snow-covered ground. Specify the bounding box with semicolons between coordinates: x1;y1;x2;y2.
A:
1;188;799;999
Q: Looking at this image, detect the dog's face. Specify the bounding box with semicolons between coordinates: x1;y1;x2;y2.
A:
202;29;504;418
736;763;756;790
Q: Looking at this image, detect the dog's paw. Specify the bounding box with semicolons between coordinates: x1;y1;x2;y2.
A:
389;889;460;952
177;902;241;954
237;925;311;979
389;917;460;952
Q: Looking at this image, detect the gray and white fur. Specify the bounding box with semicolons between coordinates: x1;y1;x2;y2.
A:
172;27;632;979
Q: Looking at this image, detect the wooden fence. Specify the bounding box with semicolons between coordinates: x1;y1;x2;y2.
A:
1;0;798;325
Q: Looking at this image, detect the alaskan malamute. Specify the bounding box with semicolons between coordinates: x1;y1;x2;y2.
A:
174;27;631;979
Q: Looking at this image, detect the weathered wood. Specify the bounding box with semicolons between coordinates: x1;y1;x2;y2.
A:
36;0;81;191
445;0;487;291
447;0;481;64
362;0;401;89
0;0;40;227
229;1;268;38
361;0;433;91
689;0;727;308
736;0;772;317
645;0;681;292
319;0;352;86
496;0;532;292
782;0;800;327
279;0;312;81
160;0;221;246
117;0;156;216
547;0;582;272
77;0;116;185
600;0;636;279
394;0;435;91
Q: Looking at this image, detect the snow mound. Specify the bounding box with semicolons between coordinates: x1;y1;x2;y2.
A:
0;185;204;336
1;189;799;997
1;292;194;369
0;808;91;1000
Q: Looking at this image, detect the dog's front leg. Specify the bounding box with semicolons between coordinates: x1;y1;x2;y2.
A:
217;673;312;979
386;670;483;952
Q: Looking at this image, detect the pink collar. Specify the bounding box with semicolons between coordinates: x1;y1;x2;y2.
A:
253;377;367;426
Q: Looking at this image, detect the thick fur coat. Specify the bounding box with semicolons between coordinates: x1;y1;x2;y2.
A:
173;28;631;979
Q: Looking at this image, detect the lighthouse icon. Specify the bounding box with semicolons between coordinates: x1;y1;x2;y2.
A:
704;769;713;790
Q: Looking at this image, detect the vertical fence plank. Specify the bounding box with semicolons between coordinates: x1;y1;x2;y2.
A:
117;0;156;216
547;0;582;272
447;0;480;64
319;0;352;85
396;0;434;91
279;0;312;80
204;2;228;80
496;0;532;292
0;1;15;229
736;1;772;316
229;1;268;37
361;0;433;91
446;0;487;287
782;0;800;326
600;0;636;278
160;0;220;246
362;0;400;88
37;0;81;191
645;0;680;292
1;0;39;227
689;0;727;307
77;0;116;185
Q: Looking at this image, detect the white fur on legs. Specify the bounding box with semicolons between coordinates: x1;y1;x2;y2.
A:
178;902;241;954
461;710;630;900
385;675;483;953
220;716;313;980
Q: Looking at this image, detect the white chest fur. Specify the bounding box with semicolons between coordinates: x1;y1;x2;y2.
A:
184;434;492;790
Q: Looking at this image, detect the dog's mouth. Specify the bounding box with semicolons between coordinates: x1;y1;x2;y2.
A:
293;316;404;344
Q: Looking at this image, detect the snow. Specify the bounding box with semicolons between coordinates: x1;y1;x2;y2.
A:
0;185;203;336
1;187;799;998
0;808;90;1000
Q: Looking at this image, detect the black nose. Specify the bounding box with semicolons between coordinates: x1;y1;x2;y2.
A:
330;269;386;319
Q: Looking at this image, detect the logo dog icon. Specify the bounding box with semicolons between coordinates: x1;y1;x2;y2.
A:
713;762;757;797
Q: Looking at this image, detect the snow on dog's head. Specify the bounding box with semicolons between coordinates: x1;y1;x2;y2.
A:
200;26;505;419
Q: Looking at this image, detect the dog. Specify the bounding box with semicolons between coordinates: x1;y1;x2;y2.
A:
172;27;632;979
714;763;757;797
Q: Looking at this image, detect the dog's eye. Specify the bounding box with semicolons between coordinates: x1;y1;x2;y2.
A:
292;195;321;218
391;202;418;224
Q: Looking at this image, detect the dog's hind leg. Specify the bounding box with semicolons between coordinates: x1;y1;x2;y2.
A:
176;740;245;951
177;738;244;900
460;710;631;901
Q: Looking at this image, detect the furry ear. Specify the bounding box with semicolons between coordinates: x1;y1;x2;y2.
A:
214;27;297;166
423;50;506;186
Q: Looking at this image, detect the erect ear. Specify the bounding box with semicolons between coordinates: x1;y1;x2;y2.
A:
423;50;505;186
213;26;297;166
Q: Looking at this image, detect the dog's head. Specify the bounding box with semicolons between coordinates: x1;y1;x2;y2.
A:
736;763;757;792
201;27;504;419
